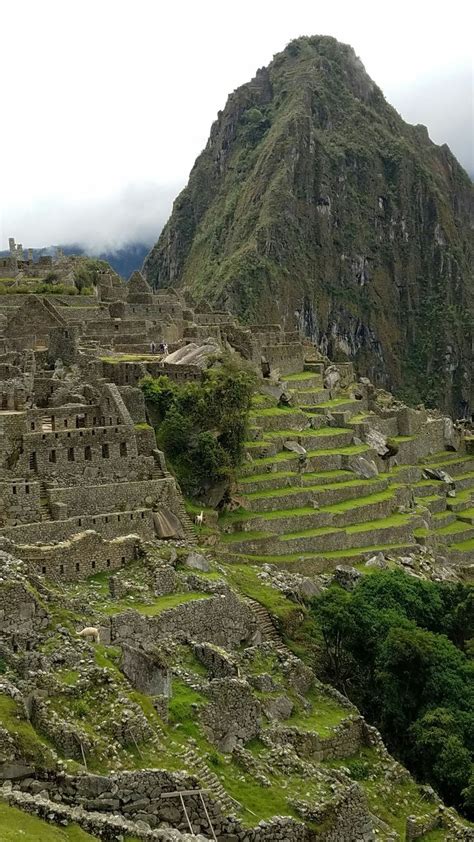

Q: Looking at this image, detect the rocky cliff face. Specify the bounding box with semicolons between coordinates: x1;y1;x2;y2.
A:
144;36;473;414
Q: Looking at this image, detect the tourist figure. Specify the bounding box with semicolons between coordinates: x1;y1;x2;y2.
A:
163;342;168;355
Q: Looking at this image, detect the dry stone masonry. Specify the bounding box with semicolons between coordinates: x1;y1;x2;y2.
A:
0;255;473;841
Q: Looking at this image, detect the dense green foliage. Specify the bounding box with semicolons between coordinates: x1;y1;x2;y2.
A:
141;355;256;495
311;572;473;816
73;257;111;291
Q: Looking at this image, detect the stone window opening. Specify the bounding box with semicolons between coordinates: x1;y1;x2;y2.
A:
75;562;80;572
102;443;110;459
76;414;86;428
30;421;35;430
85;445;92;461
121;556;125;563
25;484;29;494
92;560;96;570
64;419;68;427
67;447;75;462
12;485;16;494
106;559;110;567
78;518;82;526
120;442;127;457
60;564;64;574
141;512;145;519
50;450;56;463
105;516;108;523
42;566;46;574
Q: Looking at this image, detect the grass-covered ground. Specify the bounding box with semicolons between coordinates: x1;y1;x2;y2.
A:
0;804;97;841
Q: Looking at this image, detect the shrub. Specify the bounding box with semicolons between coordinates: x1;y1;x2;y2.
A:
142;353;256;496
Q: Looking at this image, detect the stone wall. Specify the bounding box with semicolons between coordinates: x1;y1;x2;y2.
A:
0;480;41;525
11;767;375;841
111;592;258;649
0;580;48;637
2;531;141;582
46;477;174;517
268;715;366;762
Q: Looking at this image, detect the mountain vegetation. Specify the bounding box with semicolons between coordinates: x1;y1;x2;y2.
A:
311;572;474;817
144;35;473;415
141;354;256;495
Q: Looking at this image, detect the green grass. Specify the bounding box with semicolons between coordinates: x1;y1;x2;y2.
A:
311;397;357;408
96;591;211;616
0;804;97;841
239;470;296;484
0;695;54;766
287;688;347;736
283;371;322;382
451;537;474;551
243;443;369;467
221;530;273;543
346;513;412;533
250;407;304;417
436;521;473;535
223;563;302;620
230;542;415;564
265;426;350;439
329;747;440;837
101;353;163;363
242;477;383;501
281;526;339;541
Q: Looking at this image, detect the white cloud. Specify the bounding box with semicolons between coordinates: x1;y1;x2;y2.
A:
1;0;472;250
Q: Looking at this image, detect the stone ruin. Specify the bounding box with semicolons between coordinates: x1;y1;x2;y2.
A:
0;266;308;582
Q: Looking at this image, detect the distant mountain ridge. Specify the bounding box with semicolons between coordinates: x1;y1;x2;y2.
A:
144;35;473;415
0;242;151;279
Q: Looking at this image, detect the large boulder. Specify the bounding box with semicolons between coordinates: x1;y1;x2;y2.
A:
152;507;184;539
364;427;389;457
284;441;307;456
347;455;379;479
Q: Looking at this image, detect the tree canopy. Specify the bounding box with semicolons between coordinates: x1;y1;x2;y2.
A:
311;571;473;817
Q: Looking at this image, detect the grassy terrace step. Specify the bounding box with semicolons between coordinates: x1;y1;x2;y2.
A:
281;491;404;541
457;507;474;524
242;478;388;510
421;451;471;465
311;397;361;413
415;495;447;514
450;536;474;553
432;510;457;527
264;425;350;439
249;406;308;430
280;513;415;542
281;371;324;387
240;444;373;476
225;542;418;565
435;520;474;541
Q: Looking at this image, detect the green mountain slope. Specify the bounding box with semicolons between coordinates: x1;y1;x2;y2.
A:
144;35;473;414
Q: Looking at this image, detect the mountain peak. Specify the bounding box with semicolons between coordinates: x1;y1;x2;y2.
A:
144;37;473;414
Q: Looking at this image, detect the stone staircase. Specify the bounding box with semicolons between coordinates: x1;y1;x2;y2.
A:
242;596;292;657
177;744;237;816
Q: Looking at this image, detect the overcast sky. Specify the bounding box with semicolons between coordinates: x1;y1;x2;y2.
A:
1;0;472;252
